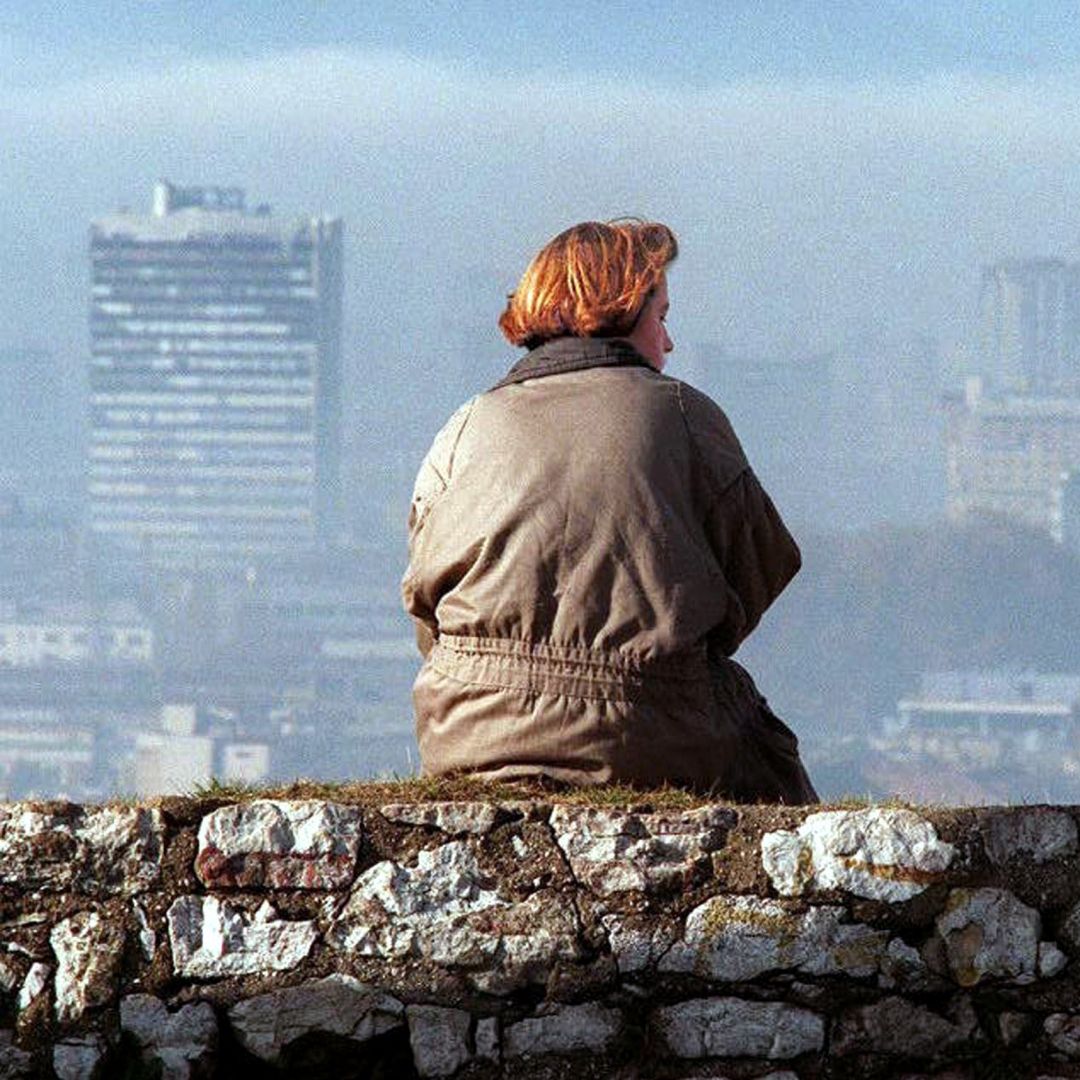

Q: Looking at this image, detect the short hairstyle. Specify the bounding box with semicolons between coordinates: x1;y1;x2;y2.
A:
498;220;678;348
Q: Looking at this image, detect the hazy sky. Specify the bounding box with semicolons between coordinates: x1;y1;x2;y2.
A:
5;3;1080;403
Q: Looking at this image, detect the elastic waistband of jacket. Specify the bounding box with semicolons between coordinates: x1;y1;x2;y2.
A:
431;634;710;683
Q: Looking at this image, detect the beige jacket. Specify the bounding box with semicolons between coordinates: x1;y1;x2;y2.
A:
402;338;801;791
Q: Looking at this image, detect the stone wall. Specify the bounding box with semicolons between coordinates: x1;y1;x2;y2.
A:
2;796;1080;1078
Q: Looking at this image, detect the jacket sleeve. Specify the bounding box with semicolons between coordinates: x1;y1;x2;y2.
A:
677;381;801;657
401;398;476;658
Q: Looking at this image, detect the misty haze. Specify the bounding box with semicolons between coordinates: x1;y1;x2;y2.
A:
3;4;1080;804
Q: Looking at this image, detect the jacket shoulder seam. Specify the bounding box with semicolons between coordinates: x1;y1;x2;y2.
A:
674;379;748;500
443;395;477;481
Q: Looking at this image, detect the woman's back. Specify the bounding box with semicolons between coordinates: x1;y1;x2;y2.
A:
402;219;815;799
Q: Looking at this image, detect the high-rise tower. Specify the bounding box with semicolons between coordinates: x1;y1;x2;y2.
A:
980;258;1080;391
88;182;343;571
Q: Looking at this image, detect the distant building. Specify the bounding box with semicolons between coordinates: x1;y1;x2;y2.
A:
944;377;1080;540
980;258;1080;392
896;670;1080;752
0;604;152;668
88;181;343;571
0;706;94;798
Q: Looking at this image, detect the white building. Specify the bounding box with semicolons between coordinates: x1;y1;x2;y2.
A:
88;181;343;571
944;377;1080;541
0;609;152;667
980;258;1080;392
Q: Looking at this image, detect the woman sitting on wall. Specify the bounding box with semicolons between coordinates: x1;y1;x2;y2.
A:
402;220;817;802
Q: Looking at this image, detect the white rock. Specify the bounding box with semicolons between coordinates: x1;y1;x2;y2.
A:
227;974;403;1065
761;808;956;901
329;840;580;991
935;887;1040;985
380;803;501;835
550;805;734;895
504;1002;623;1058
121;995;218;1080
982;809;1078;866
17;963;49;1011
878;936;939;990
475;1017;499;1061
0;959;20;995
330;840;501;956
654;997;824;1059
195;800;363;889
407;1005;471;1077
0;806;163;895
442;893;582;994
52;1036;106;1080
659;896;887;981
167;896;317;978
1039;940;1069;979
132;902;156;963
601;915;675;975
51;911;126;1022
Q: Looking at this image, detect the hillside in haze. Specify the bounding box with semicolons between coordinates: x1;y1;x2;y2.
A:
741;519;1080;737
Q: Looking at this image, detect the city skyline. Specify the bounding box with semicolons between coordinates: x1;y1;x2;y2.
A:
1;7;1079;806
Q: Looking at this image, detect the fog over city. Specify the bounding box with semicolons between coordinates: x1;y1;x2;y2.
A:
2;3;1080;803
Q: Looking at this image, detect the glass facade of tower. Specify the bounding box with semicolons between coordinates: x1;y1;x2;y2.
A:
88;183;342;571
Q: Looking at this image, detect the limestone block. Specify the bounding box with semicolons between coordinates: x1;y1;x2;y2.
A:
1039;940;1069;978
0;1031;33;1078
601;914;677;975
52;1036;106;1080
132;901;156;963
550;805;735;895
329;839;502;956
439;894;582;994
762;808;956;901
51;911;126;1022
659;896;888;981
195;800;363;889
832;996;977;1057
329;840;581;991
121;995;218;1080
167;896;317;978
380;803;502;835
981;809;1078;866
878;936;942;991
0;806;162;895
406;1005;472;1077
0;959;20;995
935;887;1040;985
227;974;403;1066
1045;1013;1080;1057
503;1002;623;1058
653;997;824;1059
475;1017;499;1061
17;963;49;1011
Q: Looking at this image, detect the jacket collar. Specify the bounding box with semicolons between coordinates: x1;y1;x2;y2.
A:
492;337;654;389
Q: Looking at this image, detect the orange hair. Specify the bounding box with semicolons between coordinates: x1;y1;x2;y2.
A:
499;220;678;347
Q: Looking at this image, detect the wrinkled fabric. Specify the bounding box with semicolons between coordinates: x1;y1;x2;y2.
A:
402;337;816;801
